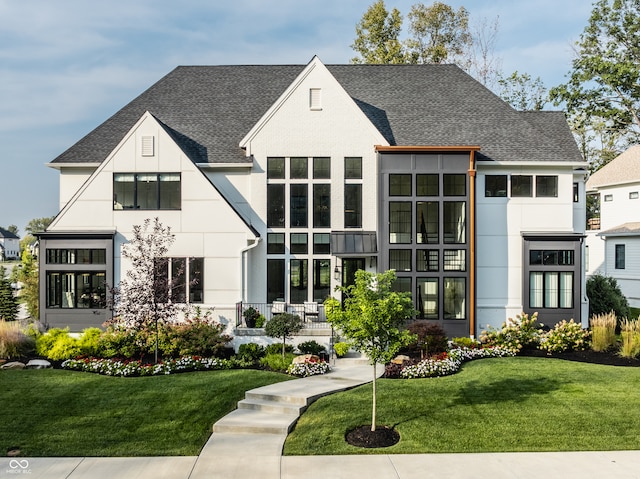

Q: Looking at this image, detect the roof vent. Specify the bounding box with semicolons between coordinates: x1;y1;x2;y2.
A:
310;88;322;110
141;136;155;157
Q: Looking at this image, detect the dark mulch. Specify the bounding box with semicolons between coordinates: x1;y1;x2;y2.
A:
520;348;640;367
345;425;400;448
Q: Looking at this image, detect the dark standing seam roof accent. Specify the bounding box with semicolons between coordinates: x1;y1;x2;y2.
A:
51;64;582;166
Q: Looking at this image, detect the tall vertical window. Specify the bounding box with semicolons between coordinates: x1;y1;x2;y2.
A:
573;183;579;202
615;244;625;269
345;184;362;228
290;259;308;303
443;277;465;319
416;202;438;244
290;184;308;227
267;184;285;227
313;184;331;227
416;278;438;319
267;259;285;303
443;202;466;244
313;259;330;302
389;202;412;244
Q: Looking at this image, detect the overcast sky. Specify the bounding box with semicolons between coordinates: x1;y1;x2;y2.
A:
0;0;594;234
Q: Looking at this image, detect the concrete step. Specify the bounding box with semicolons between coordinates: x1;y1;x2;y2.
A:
212;408;298;435
237;397;306;415
245;390;309;406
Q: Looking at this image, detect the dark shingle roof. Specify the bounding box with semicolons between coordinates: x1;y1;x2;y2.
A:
51;63;582;165
0;227;19;239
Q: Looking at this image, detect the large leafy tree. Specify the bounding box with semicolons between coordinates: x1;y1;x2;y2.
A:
498;71;548;111
324;270;415;432
25;217;54;236
351;0;408;64
406;1;472;64
550;0;640;165
109;218;186;363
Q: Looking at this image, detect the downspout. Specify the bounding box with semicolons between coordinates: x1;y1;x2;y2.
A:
241;237;262;303
468;151;477;338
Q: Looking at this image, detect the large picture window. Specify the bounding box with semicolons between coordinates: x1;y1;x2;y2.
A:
113;173;180;210
46;272;106;309
530;272;573;309
156;257;204;304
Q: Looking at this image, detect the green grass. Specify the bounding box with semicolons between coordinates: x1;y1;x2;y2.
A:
630;306;640;320
0;368;290;457
284;357;640;455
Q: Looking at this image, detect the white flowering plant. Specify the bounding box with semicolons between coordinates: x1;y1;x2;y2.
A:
62;355;233;377
287;359;331;377
539;319;591;353
399;346;514;379
479;312;543;353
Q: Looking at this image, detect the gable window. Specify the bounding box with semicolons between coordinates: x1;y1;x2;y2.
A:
615;244;625;269
267;157;285;179
630;192;639;199
113;173;180;210
485;175;507;197
536;176;558;197
290;157;308;179
604;194;613;202
511;175;533;197
267;184;285;227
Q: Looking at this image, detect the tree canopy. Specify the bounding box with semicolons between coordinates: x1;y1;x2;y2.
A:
325;269;415;431
351;0;408;64
550;0;640;168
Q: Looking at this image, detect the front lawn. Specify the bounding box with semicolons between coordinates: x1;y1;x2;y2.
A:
0;368;290;456
284;357;640;455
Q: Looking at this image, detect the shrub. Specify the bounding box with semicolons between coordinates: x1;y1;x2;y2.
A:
333;341;350;357
590;312;617;352
77;328;103;357
237;343;265;362
405;321;448;358
260;352;295;372
265;343;294;356
297;340;326;355
479;312;543;353
0;321;35;359
36;328;81;361
451;337;481;349
539;319;590;353
619;319;640;358
96;327;153;359
160;318;232;358
255;314;266;328
587;274;629;319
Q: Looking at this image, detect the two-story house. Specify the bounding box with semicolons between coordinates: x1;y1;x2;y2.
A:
38;57;588;341
585;145;640;309
0;228;20;261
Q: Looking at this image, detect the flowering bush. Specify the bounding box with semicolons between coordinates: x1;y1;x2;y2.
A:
62;355;233;377
479;312;543;353
539;319;591;353
287;359;332;377
399;346;514;379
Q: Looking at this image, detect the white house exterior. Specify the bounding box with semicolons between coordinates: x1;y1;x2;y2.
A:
586;146;640;308
38;57;588;342
0;228;20;261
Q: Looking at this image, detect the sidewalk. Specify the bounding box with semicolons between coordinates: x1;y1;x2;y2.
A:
3;359;640;479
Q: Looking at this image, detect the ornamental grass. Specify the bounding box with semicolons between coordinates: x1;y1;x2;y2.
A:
590;312;617;352
619;318;640;358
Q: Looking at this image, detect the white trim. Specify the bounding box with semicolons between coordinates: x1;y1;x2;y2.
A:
46;163;101;170
197;162;253;169
477;161;587;168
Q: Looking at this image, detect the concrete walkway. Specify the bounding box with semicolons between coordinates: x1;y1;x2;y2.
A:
3;359;640;478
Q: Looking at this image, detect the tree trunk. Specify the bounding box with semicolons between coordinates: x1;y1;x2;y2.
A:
282;337;286;359
371;363;377;432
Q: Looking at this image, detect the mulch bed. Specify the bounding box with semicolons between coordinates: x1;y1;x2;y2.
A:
345;425;400;448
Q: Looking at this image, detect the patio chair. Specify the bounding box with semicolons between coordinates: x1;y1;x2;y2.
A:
303;301;319;322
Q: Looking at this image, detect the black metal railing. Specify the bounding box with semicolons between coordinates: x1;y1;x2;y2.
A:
235;301;329;329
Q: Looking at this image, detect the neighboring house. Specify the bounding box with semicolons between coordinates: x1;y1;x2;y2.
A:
585;146;640;308
0;228;20;260
38;57;588;343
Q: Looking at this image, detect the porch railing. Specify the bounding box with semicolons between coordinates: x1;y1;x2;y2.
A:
235;301;329;329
